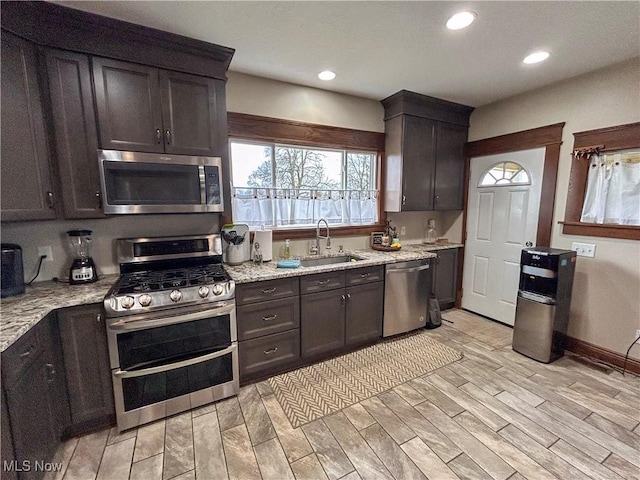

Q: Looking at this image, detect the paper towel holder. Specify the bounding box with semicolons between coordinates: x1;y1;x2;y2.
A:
252;227;273;262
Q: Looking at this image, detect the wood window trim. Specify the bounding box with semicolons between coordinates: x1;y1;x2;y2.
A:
561;122;640;241
225;112;387;240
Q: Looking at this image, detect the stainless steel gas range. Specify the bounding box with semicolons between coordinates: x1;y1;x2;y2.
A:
103;234;238;432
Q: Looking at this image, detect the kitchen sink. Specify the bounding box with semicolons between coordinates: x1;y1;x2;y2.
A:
300;254;361;267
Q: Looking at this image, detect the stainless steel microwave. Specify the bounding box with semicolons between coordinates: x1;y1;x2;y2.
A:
98;150;224;214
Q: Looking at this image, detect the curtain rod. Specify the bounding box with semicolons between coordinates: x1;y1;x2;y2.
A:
573;144;605;159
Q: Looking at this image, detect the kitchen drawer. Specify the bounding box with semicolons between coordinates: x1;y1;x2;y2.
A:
300;271;345;294
236;277;299;305
239;329;300;378
1;324;44;385
346;265;384;286
238;297;300;341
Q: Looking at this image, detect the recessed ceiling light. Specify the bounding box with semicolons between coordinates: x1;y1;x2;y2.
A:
523;51;550;64
318;70;336;81
446;11;476;30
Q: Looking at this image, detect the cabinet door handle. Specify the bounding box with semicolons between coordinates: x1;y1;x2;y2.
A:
156;128;162;144
402;195;406;206
341;294;346;302
346;293;351;300
165;129;171;145
263;347;278;355
360;273;370;278
19;345;34;358
317;279;331;286
96;314;102;323
434;195;439;204
261;287;277;294
262;314;278;322
96;191;102;209
46;191;54;209
46;363;56;382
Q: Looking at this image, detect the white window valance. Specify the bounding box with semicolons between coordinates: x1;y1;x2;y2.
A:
580;151;640;226
232;187;379;228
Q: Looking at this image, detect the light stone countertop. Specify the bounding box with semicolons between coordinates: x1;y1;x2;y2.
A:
0;243;461;352
0;275;118;352
224;243;462;284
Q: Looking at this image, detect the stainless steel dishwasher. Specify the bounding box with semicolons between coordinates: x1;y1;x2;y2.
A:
383;258;432;337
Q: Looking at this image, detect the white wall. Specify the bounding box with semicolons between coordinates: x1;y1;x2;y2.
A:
226;72;385;132
469;57;640;359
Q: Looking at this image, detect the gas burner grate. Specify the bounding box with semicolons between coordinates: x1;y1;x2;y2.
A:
113;263;231;295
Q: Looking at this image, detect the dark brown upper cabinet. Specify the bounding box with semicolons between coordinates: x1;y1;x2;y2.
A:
93;57;223;157
1;30;56;221
46;49;105;219
382;90;474;212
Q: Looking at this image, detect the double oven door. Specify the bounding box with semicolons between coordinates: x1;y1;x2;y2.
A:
107;300;238;431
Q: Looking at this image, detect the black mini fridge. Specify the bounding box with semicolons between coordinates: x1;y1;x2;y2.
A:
512;247;577;363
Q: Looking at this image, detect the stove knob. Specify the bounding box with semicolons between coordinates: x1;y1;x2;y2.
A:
121;296;135;309
139;294;152;307
212;284;224;296
198;286;210;298
170;290;182;302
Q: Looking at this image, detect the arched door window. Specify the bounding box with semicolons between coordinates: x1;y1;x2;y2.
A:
479;161;531;187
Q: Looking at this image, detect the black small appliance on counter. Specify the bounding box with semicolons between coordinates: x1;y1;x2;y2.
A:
67;230;98;284
1;243;25;297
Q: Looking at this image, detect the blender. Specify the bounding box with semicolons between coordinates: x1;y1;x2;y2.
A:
67;229;98;284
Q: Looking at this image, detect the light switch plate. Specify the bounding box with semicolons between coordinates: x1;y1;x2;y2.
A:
571;242;596;258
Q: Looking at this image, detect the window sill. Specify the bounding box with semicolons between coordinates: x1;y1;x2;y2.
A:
559;221;640;240
271;224;386;241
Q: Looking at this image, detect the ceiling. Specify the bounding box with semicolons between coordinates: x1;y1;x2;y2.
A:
54;1;639;107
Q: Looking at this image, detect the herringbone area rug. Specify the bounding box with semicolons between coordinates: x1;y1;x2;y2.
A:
268;331;463;428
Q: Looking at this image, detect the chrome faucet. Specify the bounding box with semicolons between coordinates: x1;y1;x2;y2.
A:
311;218;331;255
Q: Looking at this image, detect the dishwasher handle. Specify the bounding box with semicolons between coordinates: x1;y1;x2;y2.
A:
387;263;431;274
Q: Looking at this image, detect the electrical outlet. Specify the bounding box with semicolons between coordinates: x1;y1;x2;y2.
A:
571;242;596;258
38;246;53;262
400;226;406;236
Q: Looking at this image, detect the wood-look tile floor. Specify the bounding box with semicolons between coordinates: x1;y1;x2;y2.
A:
45;309;640;480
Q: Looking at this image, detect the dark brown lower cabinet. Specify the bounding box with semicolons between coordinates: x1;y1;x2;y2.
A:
1;315;67;480
239;330;300;379
301;289;346;358
345;282;384;346
57;304;115;436
301;269;384;359
432;248;459;310
1;388;17;480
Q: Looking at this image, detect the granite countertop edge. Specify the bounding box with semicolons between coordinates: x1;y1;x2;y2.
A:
0;243;461;353
225;243;462;284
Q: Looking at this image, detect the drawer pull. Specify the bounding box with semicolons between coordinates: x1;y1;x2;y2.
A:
19;346;34;358
264;347;279;355
317;279;331;286
262;314;278;322
360;273;370;278
261;287;277;294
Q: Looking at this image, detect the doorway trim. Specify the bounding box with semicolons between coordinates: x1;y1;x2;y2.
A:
456;122;565;307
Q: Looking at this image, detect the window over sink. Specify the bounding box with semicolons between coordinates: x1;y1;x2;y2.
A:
230;140;379;229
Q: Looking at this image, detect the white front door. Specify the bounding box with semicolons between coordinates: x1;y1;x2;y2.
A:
462;148;545;325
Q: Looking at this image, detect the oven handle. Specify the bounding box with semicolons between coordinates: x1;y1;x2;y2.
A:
108;302;235;331
113;344;236;379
